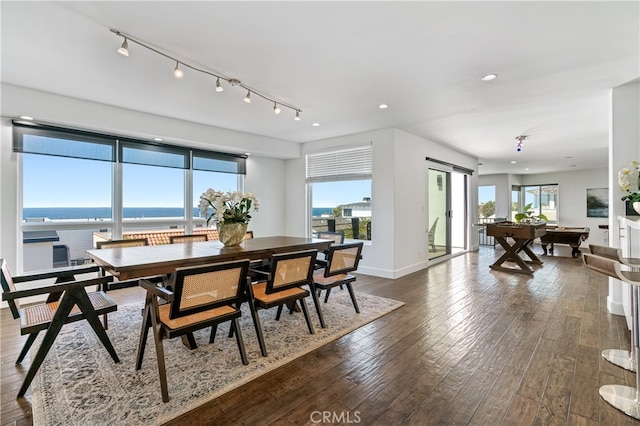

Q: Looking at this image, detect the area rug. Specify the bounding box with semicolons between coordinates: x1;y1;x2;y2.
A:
30;290;404;425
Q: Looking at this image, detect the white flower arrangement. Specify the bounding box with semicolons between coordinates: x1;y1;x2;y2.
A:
198;189;259;226
618;161;640;203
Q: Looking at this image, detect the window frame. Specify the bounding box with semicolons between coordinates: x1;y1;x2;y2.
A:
306;145;373;241
14;121;247;268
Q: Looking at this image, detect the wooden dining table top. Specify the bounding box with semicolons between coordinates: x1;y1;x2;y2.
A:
86;236;331;280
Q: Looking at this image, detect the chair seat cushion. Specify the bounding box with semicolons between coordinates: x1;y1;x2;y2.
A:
313;270;353;286
252;282;308;303
158;304;237;330
20;291;116;331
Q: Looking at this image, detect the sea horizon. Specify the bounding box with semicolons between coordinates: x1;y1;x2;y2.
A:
23;206;336;220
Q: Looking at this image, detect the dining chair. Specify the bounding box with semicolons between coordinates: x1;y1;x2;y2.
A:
0;258;118;397
169;234;208;244
313;242;364;314
95;238;149;328
245;230;254;239
246;249;322;357
136;259;251;402
315;231;345;269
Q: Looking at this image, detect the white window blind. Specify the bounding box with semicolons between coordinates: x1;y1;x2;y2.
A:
306;145;372;183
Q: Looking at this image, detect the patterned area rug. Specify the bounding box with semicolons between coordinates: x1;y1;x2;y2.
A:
31;290;404;425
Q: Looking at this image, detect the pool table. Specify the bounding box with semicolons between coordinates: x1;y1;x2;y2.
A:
540;226;590;257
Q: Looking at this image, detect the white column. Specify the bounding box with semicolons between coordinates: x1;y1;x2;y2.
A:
608;79;640;324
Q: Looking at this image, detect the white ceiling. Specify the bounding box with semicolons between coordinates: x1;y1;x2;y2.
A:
2;1;638;175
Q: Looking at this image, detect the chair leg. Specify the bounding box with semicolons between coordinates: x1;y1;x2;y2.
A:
149;297;169;403
346;283;360;313
232;318;249;366
309;283;326;329
275;304;284;321
16;332;39;365
136;299;152;370
324;288;332;303
299;298;315;334
248;301;268;357
209;323;219;344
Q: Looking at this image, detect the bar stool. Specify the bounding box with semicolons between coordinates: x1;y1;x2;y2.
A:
589;244;640;372
583;253;640;419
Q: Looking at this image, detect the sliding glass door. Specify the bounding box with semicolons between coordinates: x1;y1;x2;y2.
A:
428;165;469;261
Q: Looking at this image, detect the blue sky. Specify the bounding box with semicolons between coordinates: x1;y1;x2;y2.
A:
23;155;236;208
23;154;365;208
478;185;496;204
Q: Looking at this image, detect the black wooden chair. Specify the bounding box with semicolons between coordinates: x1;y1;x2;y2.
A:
247;249;323;356
135;259;251;402
0;259;118;397
313;242;364;313
169;234;208;244
95;238;150;328
315;231;345;269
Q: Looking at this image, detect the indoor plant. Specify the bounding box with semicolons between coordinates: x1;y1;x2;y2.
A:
198;189;259;245
618;160;640;214
514;203;548;223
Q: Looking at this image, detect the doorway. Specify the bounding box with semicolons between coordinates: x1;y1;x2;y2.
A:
428;166;468;261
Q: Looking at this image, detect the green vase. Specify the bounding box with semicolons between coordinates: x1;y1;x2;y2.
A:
218;222;248;246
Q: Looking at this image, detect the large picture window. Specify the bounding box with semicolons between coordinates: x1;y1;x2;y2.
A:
14;121;246;271
306;145;372;241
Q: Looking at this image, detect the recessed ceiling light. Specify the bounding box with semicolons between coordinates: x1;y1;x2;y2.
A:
19;115;34;120
510;160;517;164
312;123;320;127
378;104;389;109
153;137;163;142
481;73;498;81
525;168;530;171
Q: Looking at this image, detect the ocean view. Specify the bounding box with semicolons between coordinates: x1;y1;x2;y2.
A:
23;207;336;220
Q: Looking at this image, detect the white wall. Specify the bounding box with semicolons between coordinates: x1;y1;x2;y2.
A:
290;128;478;278
244;156;287;237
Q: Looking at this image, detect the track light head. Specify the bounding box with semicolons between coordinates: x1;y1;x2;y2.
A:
215;77;224;92
244;90;251;103
273;103;281;115
174;62;184;78
117;38;129;57
294;110;301;121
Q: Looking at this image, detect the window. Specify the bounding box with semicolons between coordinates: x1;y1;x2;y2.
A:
14;121;246;272
306;146;372;241
478;185;496;219
522;184;558;223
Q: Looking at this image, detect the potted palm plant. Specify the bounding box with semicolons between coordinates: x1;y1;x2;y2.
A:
514;203;548;223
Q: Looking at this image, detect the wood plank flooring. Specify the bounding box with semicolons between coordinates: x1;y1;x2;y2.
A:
3;245;640;425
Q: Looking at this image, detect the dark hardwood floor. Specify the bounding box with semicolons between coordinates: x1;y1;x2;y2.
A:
3;245;640;425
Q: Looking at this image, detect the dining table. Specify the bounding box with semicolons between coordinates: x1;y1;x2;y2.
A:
86;236;332;280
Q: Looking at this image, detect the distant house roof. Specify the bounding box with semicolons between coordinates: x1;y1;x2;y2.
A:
122;228;219;245
342;202;371;209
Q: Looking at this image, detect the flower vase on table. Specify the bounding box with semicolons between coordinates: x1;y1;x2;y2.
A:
218;222;248;246
198;189;259;247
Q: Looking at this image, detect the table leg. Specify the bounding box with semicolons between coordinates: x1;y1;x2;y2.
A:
491;237;535;274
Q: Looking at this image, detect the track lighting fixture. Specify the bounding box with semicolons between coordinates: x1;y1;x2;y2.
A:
110;28;302;119
174;62;184;78
117;38;129;57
